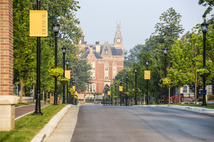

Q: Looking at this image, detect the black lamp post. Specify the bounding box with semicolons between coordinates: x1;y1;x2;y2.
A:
119;79;123;106
146;60;149;105
62;45;66;104
53;22;60;105
111;85;113;105
72;79;75;104
66;58;69;103
126;75;128;106
115;83;117;105
68;67;72;104
134;68;137;105
201;21;209;106
34;0;43;115
164;47;168;104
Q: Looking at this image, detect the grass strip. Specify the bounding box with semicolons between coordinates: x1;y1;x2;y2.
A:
0;104;67;142
15;103;35;107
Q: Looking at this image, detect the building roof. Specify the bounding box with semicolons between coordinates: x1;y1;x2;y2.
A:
112;47;123;56
80;50;90;59
80;50;103;59
93;51;103;59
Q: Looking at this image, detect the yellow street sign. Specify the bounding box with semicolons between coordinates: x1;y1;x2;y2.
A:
144;70;150;80
119;86;123;91
65;70;70;79
29;10;48;37
102;93;104;96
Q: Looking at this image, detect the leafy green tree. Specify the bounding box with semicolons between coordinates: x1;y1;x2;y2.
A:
13;0;36;102
198;0;214;18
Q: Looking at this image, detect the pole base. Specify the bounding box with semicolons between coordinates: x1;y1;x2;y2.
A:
33;111;43;115
201;103;207;106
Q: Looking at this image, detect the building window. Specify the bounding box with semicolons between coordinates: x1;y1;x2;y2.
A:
105;49;108;55
92;62;95;70
93;72;95;79
112;62;117;79
88;84;96;92
183;86;187;93
104;62;109;80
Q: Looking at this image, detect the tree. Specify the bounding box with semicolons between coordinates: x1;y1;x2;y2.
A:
198;0;214;18
13;0;36;102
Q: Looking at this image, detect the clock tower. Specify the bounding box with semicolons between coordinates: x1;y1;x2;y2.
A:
114;24;123;49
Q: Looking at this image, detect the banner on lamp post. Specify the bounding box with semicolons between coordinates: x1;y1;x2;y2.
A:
29;10;48;37
144;70;151;80
65;70;71;79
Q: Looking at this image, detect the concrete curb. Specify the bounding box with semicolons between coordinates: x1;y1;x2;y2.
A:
31;104;72;142
141;105;214;116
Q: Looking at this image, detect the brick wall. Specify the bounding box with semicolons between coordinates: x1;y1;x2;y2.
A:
0;0;13;95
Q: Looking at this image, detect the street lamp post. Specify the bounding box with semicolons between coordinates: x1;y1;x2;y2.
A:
119;79;123;106
164;47;168;104
69;67;72;104
115;83;117;105
111;85;113;105
201;22;209;106
134;68;137;105
62;46;66;104
52;22;60;105
34;0;43;115
66;58;69;103
72;79;75;104
146;60;149;105
126;75;128;106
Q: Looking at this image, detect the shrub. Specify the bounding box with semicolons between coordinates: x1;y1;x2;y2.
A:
49;68;63;77
196;68;209;76
60;77;70;82
208;95;214;100
197;97;203;102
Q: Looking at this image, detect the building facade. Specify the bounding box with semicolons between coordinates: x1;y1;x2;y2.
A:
79;24;124;95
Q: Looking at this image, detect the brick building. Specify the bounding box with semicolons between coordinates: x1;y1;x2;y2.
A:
0;0;18;131
79;24;124;95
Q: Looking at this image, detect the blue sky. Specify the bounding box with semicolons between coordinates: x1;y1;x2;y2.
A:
76;0;208;51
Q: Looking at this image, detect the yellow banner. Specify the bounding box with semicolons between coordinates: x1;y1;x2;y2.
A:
72;86;75;91
29;10;48;37
119;86;123;91
144;70;150;80
102;93;104;96
108;91;110;95
65;70;70;79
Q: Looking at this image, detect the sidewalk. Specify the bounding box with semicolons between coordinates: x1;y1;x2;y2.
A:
15;104;47;120
46;106;79;142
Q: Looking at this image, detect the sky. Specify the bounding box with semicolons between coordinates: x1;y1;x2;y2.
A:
76;0;208;51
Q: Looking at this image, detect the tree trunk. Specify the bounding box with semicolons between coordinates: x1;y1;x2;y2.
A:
195;75;198;104
33;72;35;103
46;92;48;104
19;78;23;103
179;87;181;104
168;87;171;104
43;89;45;105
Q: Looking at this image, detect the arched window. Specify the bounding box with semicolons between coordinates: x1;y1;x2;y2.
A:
92;62;95;70
112;62;117;79
105;48;108;55
105;62;109;79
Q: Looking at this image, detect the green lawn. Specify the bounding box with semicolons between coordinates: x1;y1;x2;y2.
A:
170;104;214;109
15;103;35;107
0;104;67;142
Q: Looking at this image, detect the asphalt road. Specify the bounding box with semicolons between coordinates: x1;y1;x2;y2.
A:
71;105;214;142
